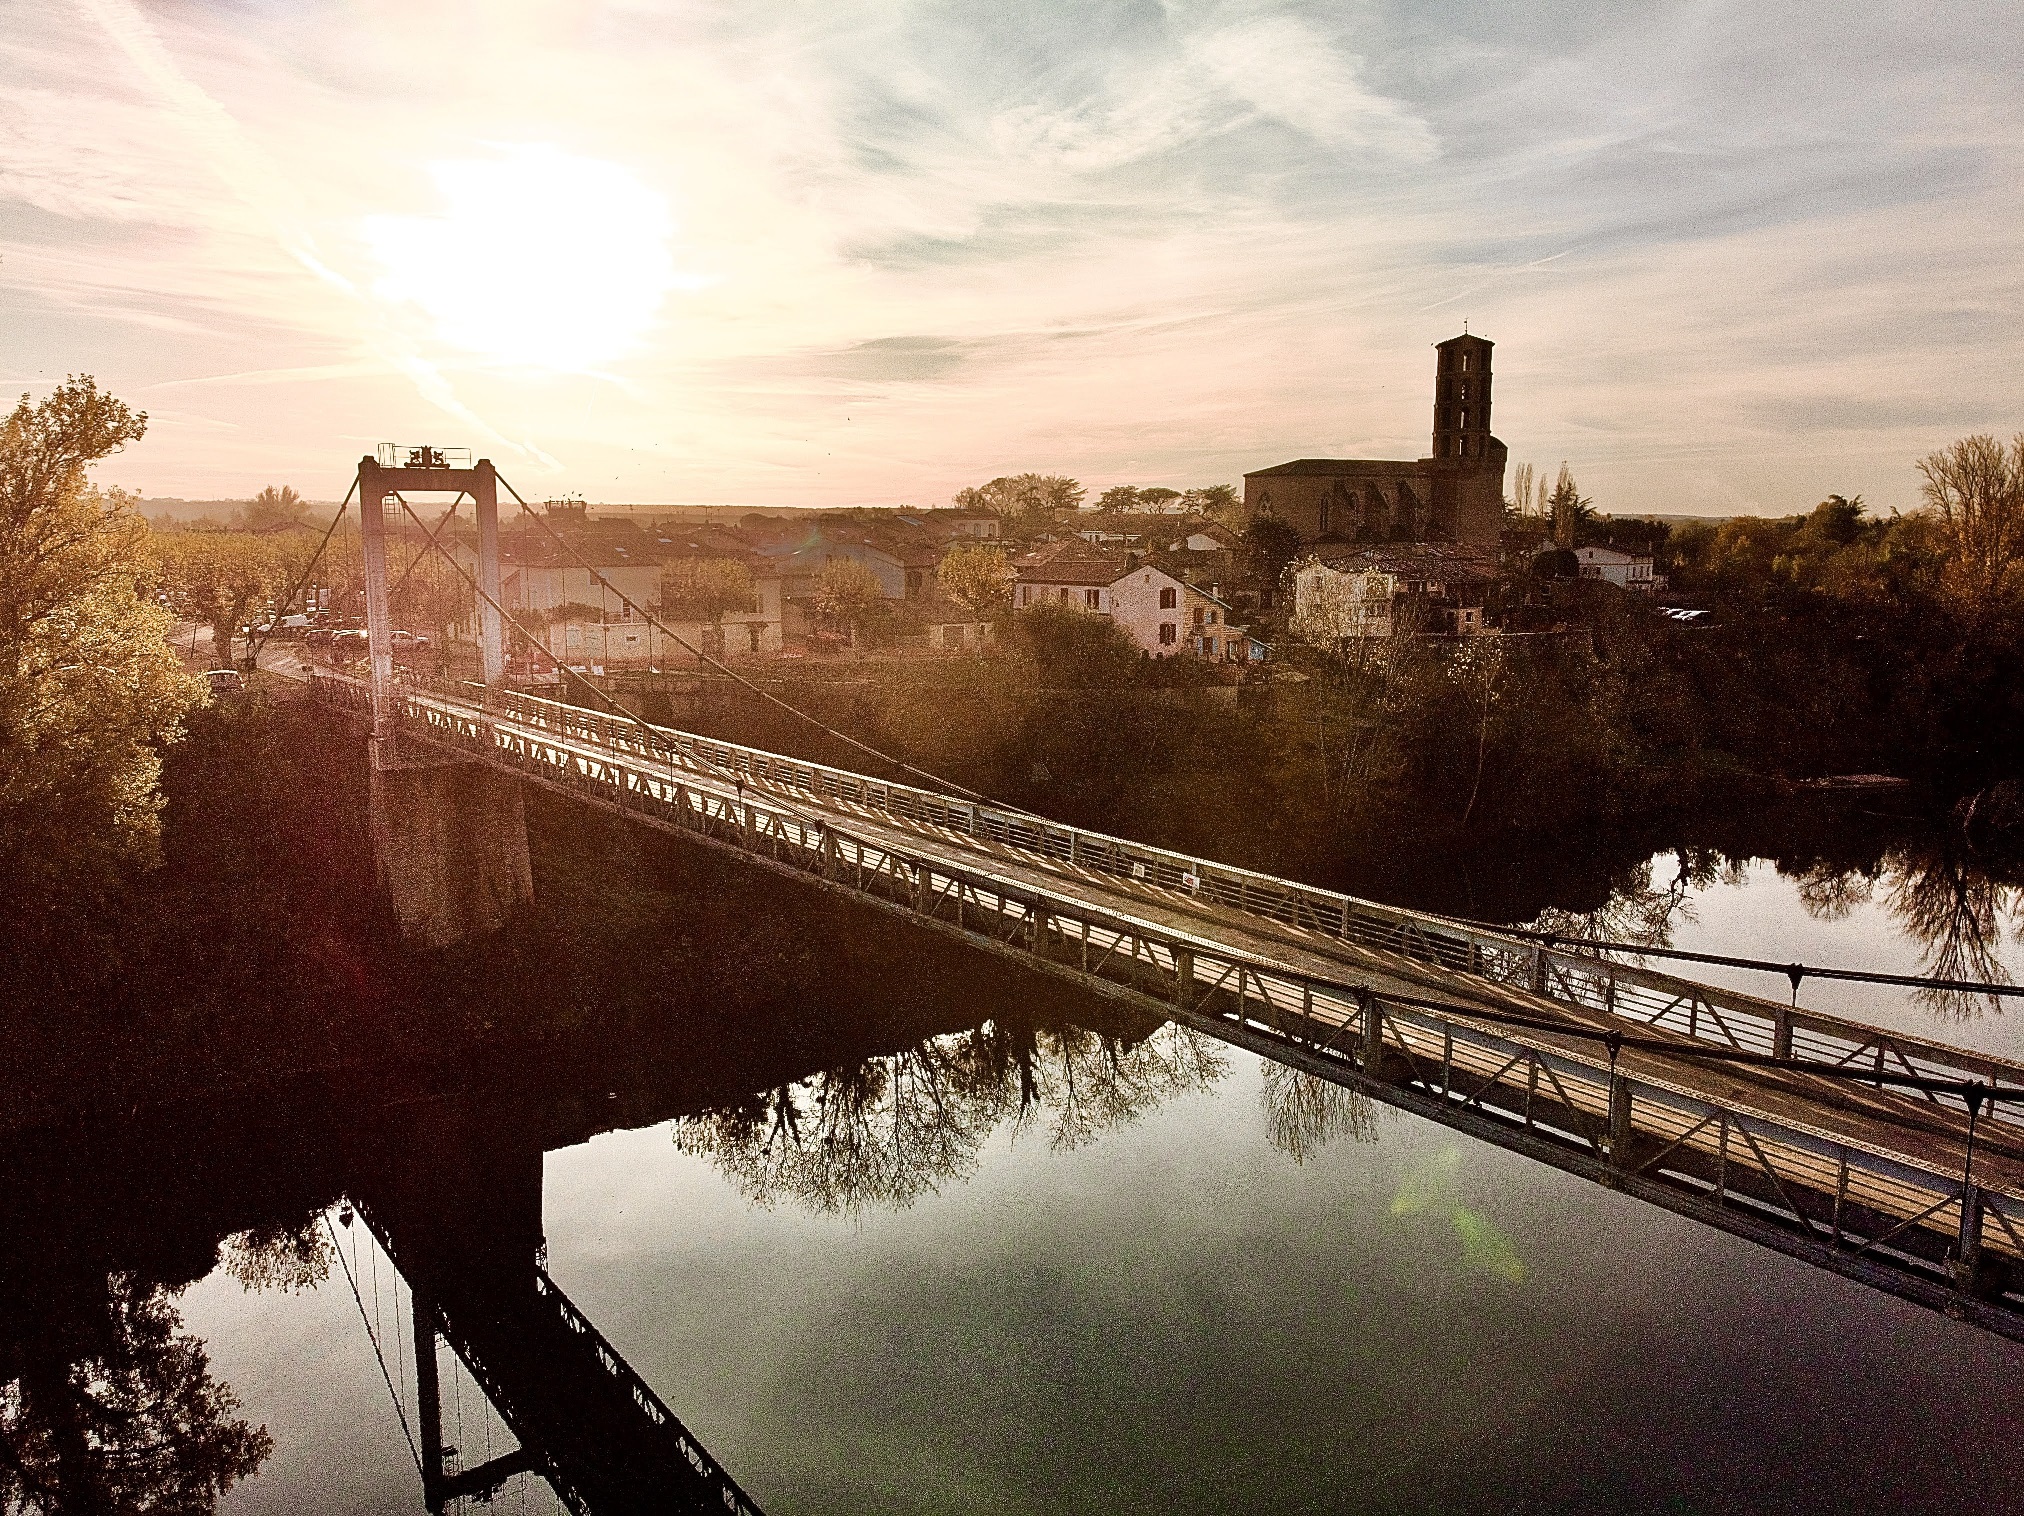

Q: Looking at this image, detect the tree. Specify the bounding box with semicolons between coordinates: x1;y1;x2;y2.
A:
935;542;1014;618
0;377;200;908
1917;433;2024;612
388;561;474;650
237;484;310;533
1242;517;1303;587
1095;485;1141;514
813;557;886;645
1546;463;1593;547
953;474;1086;534
661;556;756;657
0;1273;272;1514
1179;483;1242;528
151;531;289;668
1136;486;1183;514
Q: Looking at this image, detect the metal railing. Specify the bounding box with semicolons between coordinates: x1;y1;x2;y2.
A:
322;673;2024;1131
314;673;2024;1337
532;1270;763;1516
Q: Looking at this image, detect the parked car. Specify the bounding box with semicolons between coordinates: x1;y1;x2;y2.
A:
199;667;244;694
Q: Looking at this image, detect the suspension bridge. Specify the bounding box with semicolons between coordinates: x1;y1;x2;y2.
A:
268;449;2024;1508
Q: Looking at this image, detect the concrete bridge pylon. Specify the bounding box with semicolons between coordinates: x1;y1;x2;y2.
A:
356;451;531;944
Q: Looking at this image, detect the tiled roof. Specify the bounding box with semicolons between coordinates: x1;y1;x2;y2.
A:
1308;542;1499;578
1012;539;1128;587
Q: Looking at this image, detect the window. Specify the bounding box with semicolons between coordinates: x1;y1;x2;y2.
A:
1457;411;1467;430
1192;607;1205;626
1158;623;1176;646
1085;588;1101;609
748;622;762;652
1207;609;1218;625
1460;353;1470;372
1018;585;1031;607
1059;587;1071;603
1159;587;1177;609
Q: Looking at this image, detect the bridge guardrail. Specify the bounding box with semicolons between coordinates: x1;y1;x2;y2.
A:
338;677;2024;1333
312;672;2024;1134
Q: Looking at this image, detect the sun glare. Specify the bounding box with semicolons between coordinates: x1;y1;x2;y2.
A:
364;145;682;372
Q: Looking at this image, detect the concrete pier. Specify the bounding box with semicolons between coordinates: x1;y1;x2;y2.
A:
368;759;532;946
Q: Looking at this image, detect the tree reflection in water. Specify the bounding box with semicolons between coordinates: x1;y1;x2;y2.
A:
218;1218;333;1296
1261;1063;1384;1164
1524;834;2023;1024
679;1017;1232;1216
1821;840;2020;1020
681;1014;1393;1214
0;1274;271;1514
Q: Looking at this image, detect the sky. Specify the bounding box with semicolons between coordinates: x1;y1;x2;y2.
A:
3;0;2020;515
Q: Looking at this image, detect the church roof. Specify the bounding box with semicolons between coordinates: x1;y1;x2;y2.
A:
1243;457;1422;479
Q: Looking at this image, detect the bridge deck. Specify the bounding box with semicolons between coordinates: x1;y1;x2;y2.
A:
314;674;2024;1340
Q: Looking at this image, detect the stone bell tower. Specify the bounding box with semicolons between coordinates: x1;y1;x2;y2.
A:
1428;332;1507;544
1432;332;1495;461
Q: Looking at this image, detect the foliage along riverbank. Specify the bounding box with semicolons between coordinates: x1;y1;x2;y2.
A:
620;591;2024;910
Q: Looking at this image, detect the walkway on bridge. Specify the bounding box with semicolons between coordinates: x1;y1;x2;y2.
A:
313;671;2024;1343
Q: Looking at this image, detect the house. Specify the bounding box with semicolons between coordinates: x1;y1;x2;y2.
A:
488;520;663;617
1166;521;1240;554
654;526;785;659
467;517;785;666
1574;544;1658;592
919;511;1001;542
1292;543;1500;639
909;590;998;653
1012;541;1260;659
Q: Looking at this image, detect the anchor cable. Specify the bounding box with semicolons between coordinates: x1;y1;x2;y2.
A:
493;474;1037;815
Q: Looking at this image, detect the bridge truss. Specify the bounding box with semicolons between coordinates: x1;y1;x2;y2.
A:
311;673;2024;1343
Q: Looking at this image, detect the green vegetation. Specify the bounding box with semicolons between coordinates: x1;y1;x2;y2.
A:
935;541;1014;618
661;555;757;656
0;378;202;917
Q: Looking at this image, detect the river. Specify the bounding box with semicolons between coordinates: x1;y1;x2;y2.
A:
5;746;2022;1514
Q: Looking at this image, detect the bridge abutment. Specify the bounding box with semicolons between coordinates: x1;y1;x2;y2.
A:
369;757;533;946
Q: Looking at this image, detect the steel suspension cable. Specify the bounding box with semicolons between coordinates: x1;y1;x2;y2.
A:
324;1209;425;1476
373;508;2024;1116
388;500;884;857
1443;918;2024;1001
492;474;1035;814
242;480;357;668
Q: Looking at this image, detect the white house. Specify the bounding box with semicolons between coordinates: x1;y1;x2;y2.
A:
1292;544;1499;640
1013;541;1259;659
1573;544;1658;592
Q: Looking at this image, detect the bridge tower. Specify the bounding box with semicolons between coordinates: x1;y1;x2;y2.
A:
354;447;531;946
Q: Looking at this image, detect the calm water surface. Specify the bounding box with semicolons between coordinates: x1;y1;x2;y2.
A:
19;833;2024;1515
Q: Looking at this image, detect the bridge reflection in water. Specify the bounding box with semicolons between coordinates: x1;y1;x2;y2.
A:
350;1164;760;1515
316;673;2024;1342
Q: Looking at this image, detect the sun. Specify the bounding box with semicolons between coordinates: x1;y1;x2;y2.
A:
364;144;683;372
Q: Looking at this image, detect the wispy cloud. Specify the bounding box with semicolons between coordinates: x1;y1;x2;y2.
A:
1;0;2018;511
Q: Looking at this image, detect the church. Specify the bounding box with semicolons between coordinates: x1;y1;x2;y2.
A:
1243;333;1508;547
